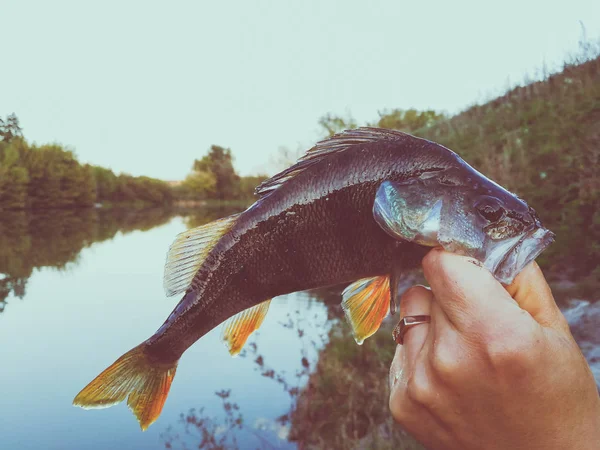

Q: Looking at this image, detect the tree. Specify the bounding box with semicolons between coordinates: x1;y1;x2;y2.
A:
318;113;358;137
0;140;29;209
92;166;118;202
238;175;268;200
24;144;72;208
375;108;446;132
75;164;97;207
0;116;174;210
178;171;217;200
0;113;23;143
193;145;240;200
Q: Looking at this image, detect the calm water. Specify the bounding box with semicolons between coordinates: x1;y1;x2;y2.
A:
0;208;332;450
1;208;598;450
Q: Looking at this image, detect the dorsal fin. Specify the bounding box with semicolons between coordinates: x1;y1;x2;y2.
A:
163;214;239;297
256;127;410;197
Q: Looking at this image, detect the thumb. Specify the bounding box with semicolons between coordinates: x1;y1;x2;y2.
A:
505;261;568;331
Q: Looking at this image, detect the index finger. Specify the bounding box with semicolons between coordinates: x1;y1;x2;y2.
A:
422;248;522;333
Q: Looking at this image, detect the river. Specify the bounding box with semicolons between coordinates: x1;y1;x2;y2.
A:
0;207;597;450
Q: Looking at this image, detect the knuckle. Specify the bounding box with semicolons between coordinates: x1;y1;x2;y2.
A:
484;325;540;374
401;285;431;306
389;394;410;424
422;248;444;276
430;339;461;379
406;367;435;406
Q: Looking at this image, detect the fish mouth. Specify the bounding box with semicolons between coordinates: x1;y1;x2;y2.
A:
493;228;555;285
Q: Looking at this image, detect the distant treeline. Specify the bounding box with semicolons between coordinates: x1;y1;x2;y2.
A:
0;115;265;210
0;204;245;313
0;207;173;310
0;117;173;209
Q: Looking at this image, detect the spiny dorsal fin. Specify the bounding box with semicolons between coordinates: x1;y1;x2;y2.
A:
256;127;411;197
163;214;239;297
342;275;391;345
221;299;271;356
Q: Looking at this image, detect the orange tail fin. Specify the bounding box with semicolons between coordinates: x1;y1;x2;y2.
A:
73;344;178;430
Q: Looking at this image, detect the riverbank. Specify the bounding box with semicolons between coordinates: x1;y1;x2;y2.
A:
289;283;600;450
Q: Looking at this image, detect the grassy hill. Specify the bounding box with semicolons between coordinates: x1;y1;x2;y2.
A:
416;56;600;281
289;55;600;450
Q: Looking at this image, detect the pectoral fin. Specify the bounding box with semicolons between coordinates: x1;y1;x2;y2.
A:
221;300;271;356
342;275;390;345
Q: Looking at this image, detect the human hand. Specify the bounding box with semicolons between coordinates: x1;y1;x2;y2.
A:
389;248;600;450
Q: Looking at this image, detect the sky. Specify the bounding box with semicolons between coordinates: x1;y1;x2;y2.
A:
2;0;599;180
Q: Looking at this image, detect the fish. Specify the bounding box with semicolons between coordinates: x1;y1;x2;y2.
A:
73;127;553;429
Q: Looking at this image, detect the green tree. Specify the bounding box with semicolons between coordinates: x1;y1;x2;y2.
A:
0;139;29;209
375;108;446;132
179;170;217;200
24;144;73;208
318;113;358;137
0;113;23;142
76;164;97;206
238;175;268;200
92;166;118;202
0;115;174;210
193;145;240;200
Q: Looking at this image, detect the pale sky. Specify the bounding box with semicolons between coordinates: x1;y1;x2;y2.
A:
2;0;599;180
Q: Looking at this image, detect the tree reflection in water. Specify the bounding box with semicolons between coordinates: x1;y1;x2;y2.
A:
0;207;177;311
160;283;426;450
0;204;244;313
160;297;334;450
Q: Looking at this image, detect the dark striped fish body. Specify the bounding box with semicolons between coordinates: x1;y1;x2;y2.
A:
148;131;452;357
73;128;553;430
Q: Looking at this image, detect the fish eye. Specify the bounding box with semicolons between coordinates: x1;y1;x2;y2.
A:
475;196;505;222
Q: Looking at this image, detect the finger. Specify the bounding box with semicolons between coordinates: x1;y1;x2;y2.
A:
389;346;454;450
389;383;452;450
389;344;406;392
422;248;521;333
429;299;469;386
505;261;568;331
397;286;433;370
430;298;456;338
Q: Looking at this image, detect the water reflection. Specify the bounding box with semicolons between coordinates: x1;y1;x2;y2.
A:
0;207;597;450
0;205;243;313
0;207;175;312
161;300;333;450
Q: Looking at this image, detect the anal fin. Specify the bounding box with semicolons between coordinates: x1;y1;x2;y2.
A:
342;275;390;345
221;300;271;356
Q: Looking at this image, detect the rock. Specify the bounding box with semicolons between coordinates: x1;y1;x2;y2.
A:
560;299;600;388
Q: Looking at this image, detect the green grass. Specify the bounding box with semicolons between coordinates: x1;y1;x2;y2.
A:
412;55;600;280
289;317;424;450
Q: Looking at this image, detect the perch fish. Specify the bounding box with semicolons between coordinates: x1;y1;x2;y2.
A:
73;128;554;429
